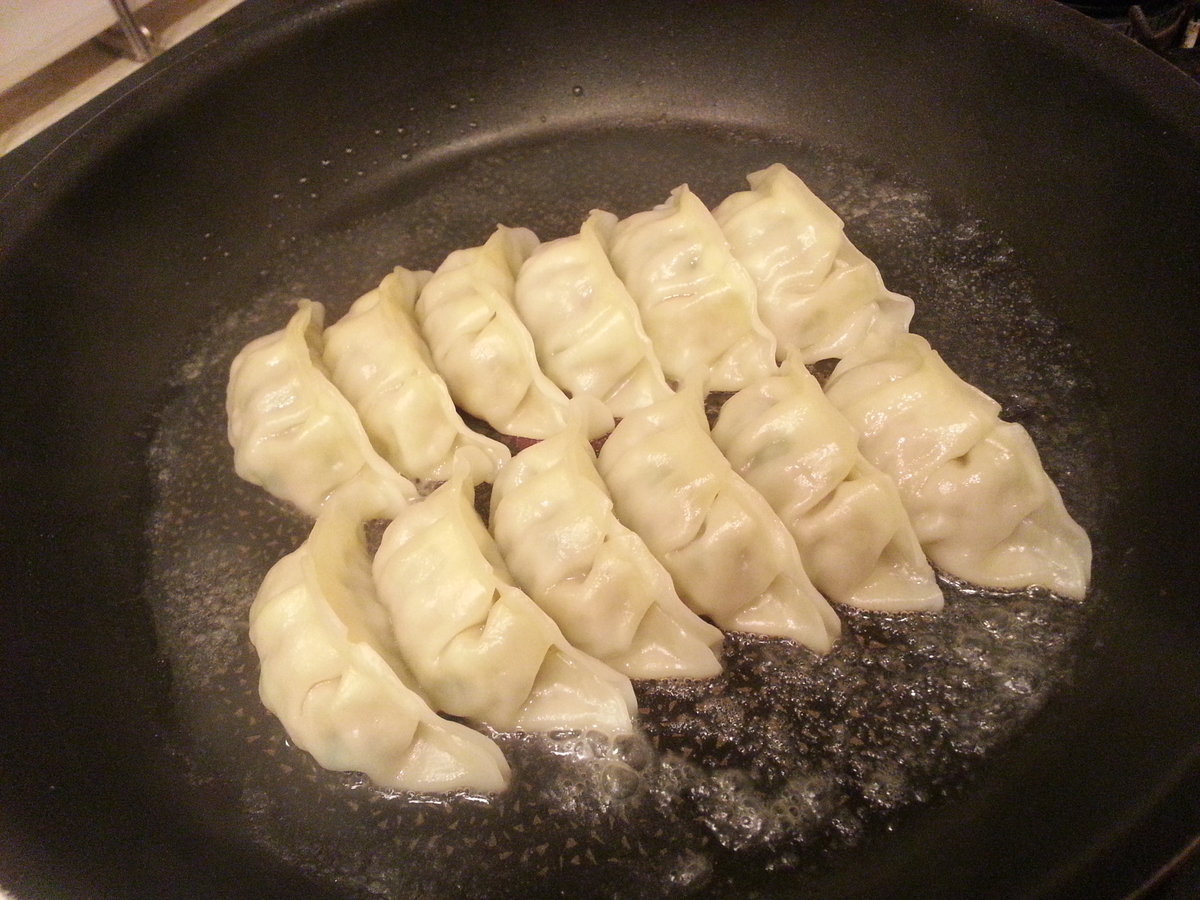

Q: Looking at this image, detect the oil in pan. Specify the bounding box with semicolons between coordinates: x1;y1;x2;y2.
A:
143;128;1113;900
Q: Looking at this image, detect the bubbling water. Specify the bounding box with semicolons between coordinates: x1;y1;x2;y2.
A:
143;129;1110;900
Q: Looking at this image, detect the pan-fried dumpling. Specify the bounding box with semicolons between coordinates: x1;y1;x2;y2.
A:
323;266;510;484
823;332;1092;599
226;299;418;516
489;403;724;679
711;355;942;612
607;184;778;391
712;163;913;364
415;225;611;441
514;210;673;418
248;490;511;793
373;455;637;735
596;379;841;654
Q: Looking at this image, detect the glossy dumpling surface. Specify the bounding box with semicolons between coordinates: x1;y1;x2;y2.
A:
514;210;673;418
597;380;841;654
248;491;511;793
323;266;510;483
226;299;418;516
608;184;777;391
711;356;942;612
416;225;611;441
490;404;724;679
373;456;637;735
713;163;913;364
824;332;1092;599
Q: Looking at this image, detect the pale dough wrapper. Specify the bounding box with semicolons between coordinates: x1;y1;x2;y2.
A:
711;355;942;613
229;162;1098;799
597;378;841;654
248;490;511;793
824;332;1092;600
713;163;913;364
416;225;612;441
373;454;638;735
608;184;778;391
490;402;724;679
514;210;673;419
226;299;418;516
323;266;510;484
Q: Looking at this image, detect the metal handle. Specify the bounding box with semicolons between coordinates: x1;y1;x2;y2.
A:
103;0;156;62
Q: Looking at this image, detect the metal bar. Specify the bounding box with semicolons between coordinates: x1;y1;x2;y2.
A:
106;0;155;62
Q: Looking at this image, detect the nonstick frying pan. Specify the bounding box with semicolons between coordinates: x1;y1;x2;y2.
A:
1;1;1199;898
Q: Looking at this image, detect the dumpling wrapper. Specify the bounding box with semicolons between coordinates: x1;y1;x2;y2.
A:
514;210;673;419
824;332;1092;599
713;163;913;364
323;266;510;484
490;401;724;679
711;355;942;612
248;490;510;793
416;225;612;441
226;299;418;516
607;184;778;391
373;455;637;735
597;378;841;654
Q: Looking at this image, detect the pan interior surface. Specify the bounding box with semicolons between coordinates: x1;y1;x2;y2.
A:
1;2;1199;900
144;128;1108;900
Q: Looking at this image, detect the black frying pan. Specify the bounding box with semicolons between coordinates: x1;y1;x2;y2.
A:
2;1;1199;898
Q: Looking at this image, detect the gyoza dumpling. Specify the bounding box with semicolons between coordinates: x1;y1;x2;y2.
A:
596;379;841;654
823;332;1092;599
490;402;724;679
711;355;942;612
712;163;913;364
416;225;611;441
607;184;778;391
323;266;510;483
373;455;637;735
513;210;673;418
248;490;510;793
226;299;418;516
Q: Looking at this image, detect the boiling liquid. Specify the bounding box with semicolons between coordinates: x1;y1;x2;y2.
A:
144;129;1111;900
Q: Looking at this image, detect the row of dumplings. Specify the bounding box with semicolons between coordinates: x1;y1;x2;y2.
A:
226;164;1092;794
